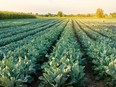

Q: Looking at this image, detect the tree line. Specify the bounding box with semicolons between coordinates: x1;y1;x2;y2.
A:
0;8;116;19
37;8;116;18
0;11;36;19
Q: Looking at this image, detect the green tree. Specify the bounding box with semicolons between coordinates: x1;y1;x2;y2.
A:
96;8;104;18
57;11;63;17
110;13;116;18
35;13;38;16
48;13;52;17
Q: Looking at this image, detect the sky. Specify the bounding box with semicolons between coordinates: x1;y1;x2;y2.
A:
0;0;116;14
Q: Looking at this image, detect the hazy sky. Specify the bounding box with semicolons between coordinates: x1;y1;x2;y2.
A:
0;0;116;14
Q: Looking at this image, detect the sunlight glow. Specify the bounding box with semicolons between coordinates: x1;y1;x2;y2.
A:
0;0;116;14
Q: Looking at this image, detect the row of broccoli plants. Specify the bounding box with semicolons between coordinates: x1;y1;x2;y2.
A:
97;26;116;41
0;19;36;31
0;19;51;28
78;21;116;48
0;20;68;87
0;20;62;47
82;20;116;39
96;26;116;40
0;20;29;28
74;20;116;86
10;20;68;61
81;21;116;41
0;19;60;39
0;19;58;34
0;19;57;35
82;21;116;41
0;20;64;59
38;20;85;87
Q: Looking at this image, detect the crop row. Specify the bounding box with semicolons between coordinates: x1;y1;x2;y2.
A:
0;19;44;28
0;19;115;87
0;20;68;87
95;26;116;40
0;20;64;60
74;20;116;86
0;19;60;39
0;19;62;47
78;21;116;48
38;20;85;87
0;19;58;35
4;20;66;60
81;21;116;41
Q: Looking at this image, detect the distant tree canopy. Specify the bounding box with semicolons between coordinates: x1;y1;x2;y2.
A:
96;8;104;18
76;14;95;17
57;11;63;17
1;9;116;18
48;13;52;17
110;13;116;18
0;11;36;19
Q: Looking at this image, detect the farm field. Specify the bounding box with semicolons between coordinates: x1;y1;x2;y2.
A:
0;18;116;87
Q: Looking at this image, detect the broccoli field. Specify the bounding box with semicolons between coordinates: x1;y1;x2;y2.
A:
0;18;115;87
